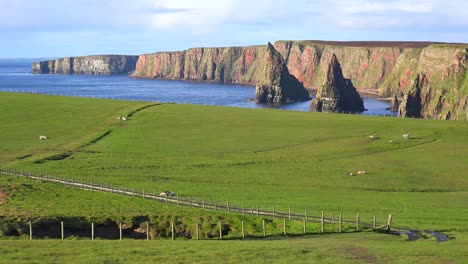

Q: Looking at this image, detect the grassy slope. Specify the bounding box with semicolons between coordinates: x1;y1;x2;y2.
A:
0;234;467;264
0;92;467;262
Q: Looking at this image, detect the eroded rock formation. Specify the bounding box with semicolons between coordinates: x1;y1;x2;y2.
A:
310;54;365;113
255;43;310;103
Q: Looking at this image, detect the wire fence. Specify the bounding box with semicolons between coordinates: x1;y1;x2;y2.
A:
0;168;393;231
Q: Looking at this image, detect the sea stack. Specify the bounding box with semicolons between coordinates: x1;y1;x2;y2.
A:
387;94;400;111
255;42;310;103
310;54;365;113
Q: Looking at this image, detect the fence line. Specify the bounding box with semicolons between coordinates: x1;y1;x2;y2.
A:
0;168;392;231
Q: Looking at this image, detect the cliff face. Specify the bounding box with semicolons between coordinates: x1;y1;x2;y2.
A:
32;40;467;120
274;41;404;91
132;46;267;84
310;54;365;113
32;55;139;75
396;46;468;120
255;43;310;103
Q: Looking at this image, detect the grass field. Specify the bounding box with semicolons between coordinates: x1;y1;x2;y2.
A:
1;92;467;262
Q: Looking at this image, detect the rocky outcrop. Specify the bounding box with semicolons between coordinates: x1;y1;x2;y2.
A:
255;43;310;103
387;94;400;111
32;55;139;75
310;54;365;113
396;46;468;120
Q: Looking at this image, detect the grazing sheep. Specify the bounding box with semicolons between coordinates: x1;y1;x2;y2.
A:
369;135;375;140
349;172;354;176
121;117;127;121
402;133;410;140
357;170;366;175
389;140;393;143
38;135;47;140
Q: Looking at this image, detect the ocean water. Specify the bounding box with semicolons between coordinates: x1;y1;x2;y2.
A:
0;59;396;115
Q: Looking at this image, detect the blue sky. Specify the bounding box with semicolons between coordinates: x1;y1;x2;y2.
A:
0;0;466;58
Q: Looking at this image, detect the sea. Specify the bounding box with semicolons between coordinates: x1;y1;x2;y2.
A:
0;59;396;116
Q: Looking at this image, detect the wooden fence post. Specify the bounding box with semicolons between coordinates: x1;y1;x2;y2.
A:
288;208;291;221
110;184;113;194
256;205;259;216
241;202;244;215
356;213;360;232
303;218;307;234
165;194;168;203
219;222;222;240
176;195;179;206
241;221;245;239
91;223;94;240
373;215;376;229
146;222;149;240
262;219;266;238
61;221;64;240
153;191;156;200
132;188;134;197
273;206;275;220
321;210;324;234
189;196;192;208
122;186;124;196
142;189;145;199
339;211;342;233
305;209;308;222
81;180;83;190
283;219;287;236
119;223;122;240
227;202;230;213
202;199;205;210
387;214;392;231
331;212;335;224
171;222;175;240
196;223;200;240
29;221;32;240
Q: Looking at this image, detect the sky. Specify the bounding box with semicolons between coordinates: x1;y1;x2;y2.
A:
0;0;467;58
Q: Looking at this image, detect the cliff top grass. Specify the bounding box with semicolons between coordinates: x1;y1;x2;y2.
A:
1;92;467;262
1;92;467;231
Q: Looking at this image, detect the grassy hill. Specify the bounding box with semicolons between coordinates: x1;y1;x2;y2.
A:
0;92;467;263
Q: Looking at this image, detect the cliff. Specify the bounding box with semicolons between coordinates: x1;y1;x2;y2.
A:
32;40;467;120
32;55;139;75
131;40;466;120
310;54;365;113
131;45;267;83
255;43;310;103
395;45;468;120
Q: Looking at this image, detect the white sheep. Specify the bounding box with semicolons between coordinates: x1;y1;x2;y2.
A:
369;135;375;140
38;135;47;140
402;133;410;140
357;170;366;175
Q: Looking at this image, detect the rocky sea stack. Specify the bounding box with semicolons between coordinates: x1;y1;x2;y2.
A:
310;54;365;113
387;94;400;111
255;43;310;103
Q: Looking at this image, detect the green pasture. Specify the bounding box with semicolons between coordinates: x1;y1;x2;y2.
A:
1;92;467;229
0;92;467;262
0;233;466;264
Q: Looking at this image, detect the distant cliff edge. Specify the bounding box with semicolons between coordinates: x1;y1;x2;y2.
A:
32;55;139;75
31;40;467;120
